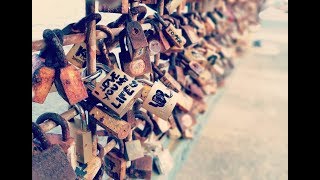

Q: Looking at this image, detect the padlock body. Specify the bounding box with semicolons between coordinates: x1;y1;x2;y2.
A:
142;81;178;120
89;106;131;139
60;64;88;105
92;68;143;117
32;66;55;104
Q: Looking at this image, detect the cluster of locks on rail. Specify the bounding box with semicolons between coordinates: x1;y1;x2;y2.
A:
32;0;262;179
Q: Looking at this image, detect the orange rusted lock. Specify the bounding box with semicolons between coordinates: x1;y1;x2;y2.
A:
32;53;55;104
58;64;88;105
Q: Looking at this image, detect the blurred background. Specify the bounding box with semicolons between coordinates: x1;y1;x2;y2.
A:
32;0;288;179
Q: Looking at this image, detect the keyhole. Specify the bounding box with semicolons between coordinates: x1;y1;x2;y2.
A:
133;28;139;35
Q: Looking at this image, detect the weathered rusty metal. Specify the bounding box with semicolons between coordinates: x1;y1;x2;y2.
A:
32;122;76;180
89;106;131;139
128;155;153;180
38;107;78;132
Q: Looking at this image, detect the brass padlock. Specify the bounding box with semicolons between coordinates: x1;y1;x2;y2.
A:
69;104;93;164
89;105;131;139
90;67;143;118
139;80;178;121
32;122;76;180
76;143;104;180
127;155;153;180
36;112;77;170
66;43;87;69
104;136;127;180
124;131;144;161
98;0;129;14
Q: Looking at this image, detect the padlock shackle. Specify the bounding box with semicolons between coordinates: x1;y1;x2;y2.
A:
36;112;70;141
136;78;153;86
134;112;154;139
42;29;68;68
107;136;125;154
72;103;88;130
82;69;103;82
32;122;52;150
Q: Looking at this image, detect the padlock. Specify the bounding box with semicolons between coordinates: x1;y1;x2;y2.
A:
139;79;178;120
66;43;87;69
181;24;199;47
145;20;171;53
154;13;186;48
145;29;163;56
35;112;77;170
176;91;194;112
132;112;154;144
152;63;181;93
184;48;207;66
93;143;106;180
32;122;76;180
78;144;104;180
124;131;144;161
127;155;153;180
42;29;88;105
69;104;93;164
154;148;174;174
89;105;131;139
32;31;58;104
165;0;184;14
118;30;151;78
98;0;129;14
104;136;127;180
90;66;144;118
150;114;171;135
174;110;196;137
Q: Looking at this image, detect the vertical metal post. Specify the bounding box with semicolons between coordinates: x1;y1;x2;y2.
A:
85;0;97;75
155;0;165;66
85;0;97;156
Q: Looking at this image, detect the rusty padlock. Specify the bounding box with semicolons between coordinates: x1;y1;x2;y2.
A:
104;136;127;180
98;0;129;14
152;63;181;93
35;112;77;170
138;79;178;121
145;20;171;54
89;64;144;118
118;30;150;78
43;29;88;105
127;155;153;180
154;13;186;48
89;105;131;139
32;122;76;180
32;32;57;104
